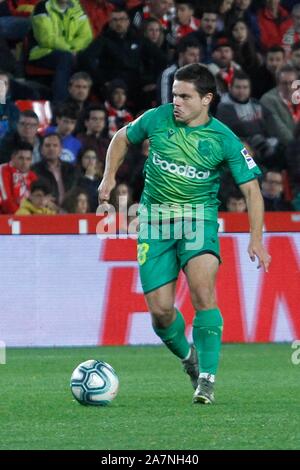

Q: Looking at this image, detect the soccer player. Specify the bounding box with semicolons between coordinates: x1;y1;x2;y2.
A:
98;64;271;404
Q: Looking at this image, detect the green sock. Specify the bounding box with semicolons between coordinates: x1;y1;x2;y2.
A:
153;309;190;360
192;308;223;375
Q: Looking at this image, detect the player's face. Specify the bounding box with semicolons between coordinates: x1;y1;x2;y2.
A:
172;80;212;125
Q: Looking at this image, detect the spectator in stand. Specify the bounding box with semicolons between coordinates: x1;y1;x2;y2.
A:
289;41;300;76
225;0;261;47
143;17;165;48
140;18;169;107
0;0;36;40
16;178;57;215
0;70;19;140
78;7;164;106
0;37;21;76
110;182;136;232
282;3;300;57
186;8;219;63
80;0;115;38
0;140;37;214
77;146;102;212
62;187;90;213
0;110;41;164
207;36;241;95
260;64;300;147
280;0;300;12
285;120;300;199
142;17;170;60
28;0;93;102
32;133;79;206
261;169;293;210
229;20;262;78
257;0;292;51
130;0;172;31
170;1;200;43
216;71;280;168
216;0;234;33
66;72;93;113
104;80;133;139
76;105;110;165
157;37;201;104
54;72;94;134
45;103;81;164
251;45;286;99
225;189;247;212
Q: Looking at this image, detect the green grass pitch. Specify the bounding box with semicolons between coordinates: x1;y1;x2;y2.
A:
0;344;299;450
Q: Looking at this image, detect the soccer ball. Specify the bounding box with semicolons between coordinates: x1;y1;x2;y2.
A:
70;360;119;406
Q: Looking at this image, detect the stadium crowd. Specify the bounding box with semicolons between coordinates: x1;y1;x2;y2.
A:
0;0;300;215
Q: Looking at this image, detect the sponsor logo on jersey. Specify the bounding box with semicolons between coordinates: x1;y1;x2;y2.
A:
152;153;210;180
241;147;256;169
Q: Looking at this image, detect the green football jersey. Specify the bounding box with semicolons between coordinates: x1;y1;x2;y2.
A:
126;103;261;221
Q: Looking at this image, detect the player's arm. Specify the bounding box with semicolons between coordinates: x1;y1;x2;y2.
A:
98;126;130;204
239;179;271;272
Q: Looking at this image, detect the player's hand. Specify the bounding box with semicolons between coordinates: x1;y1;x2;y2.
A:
248;240;271;272
98;178;116;205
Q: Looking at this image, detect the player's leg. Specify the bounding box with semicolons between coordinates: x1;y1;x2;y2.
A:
145;282;199;389
138;220;198;388
185;254;223;404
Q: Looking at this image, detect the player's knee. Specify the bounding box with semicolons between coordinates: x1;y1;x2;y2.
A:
150;303;175;327
191;288;216;311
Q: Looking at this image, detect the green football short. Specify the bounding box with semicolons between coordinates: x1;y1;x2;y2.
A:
137;219;221;294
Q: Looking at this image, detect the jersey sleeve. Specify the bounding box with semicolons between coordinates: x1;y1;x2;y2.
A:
223;134;261;185
126;107;157;145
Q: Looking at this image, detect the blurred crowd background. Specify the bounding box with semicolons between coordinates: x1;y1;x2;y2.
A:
1;0;300;216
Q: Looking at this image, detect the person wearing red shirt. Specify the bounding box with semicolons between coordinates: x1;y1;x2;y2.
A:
258;0;293;51
0;141;37;214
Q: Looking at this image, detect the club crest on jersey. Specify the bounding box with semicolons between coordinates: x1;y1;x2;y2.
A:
198;140;211;154
167;129;175;139
241;147;256;169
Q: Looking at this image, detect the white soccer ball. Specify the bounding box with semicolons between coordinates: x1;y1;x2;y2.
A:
70;360;119;406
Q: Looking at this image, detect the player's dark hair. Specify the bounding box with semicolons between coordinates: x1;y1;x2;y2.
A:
174;63;217;98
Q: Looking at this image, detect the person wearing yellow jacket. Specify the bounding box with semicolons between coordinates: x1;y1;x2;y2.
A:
16;179;57;215
28;0;93;102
